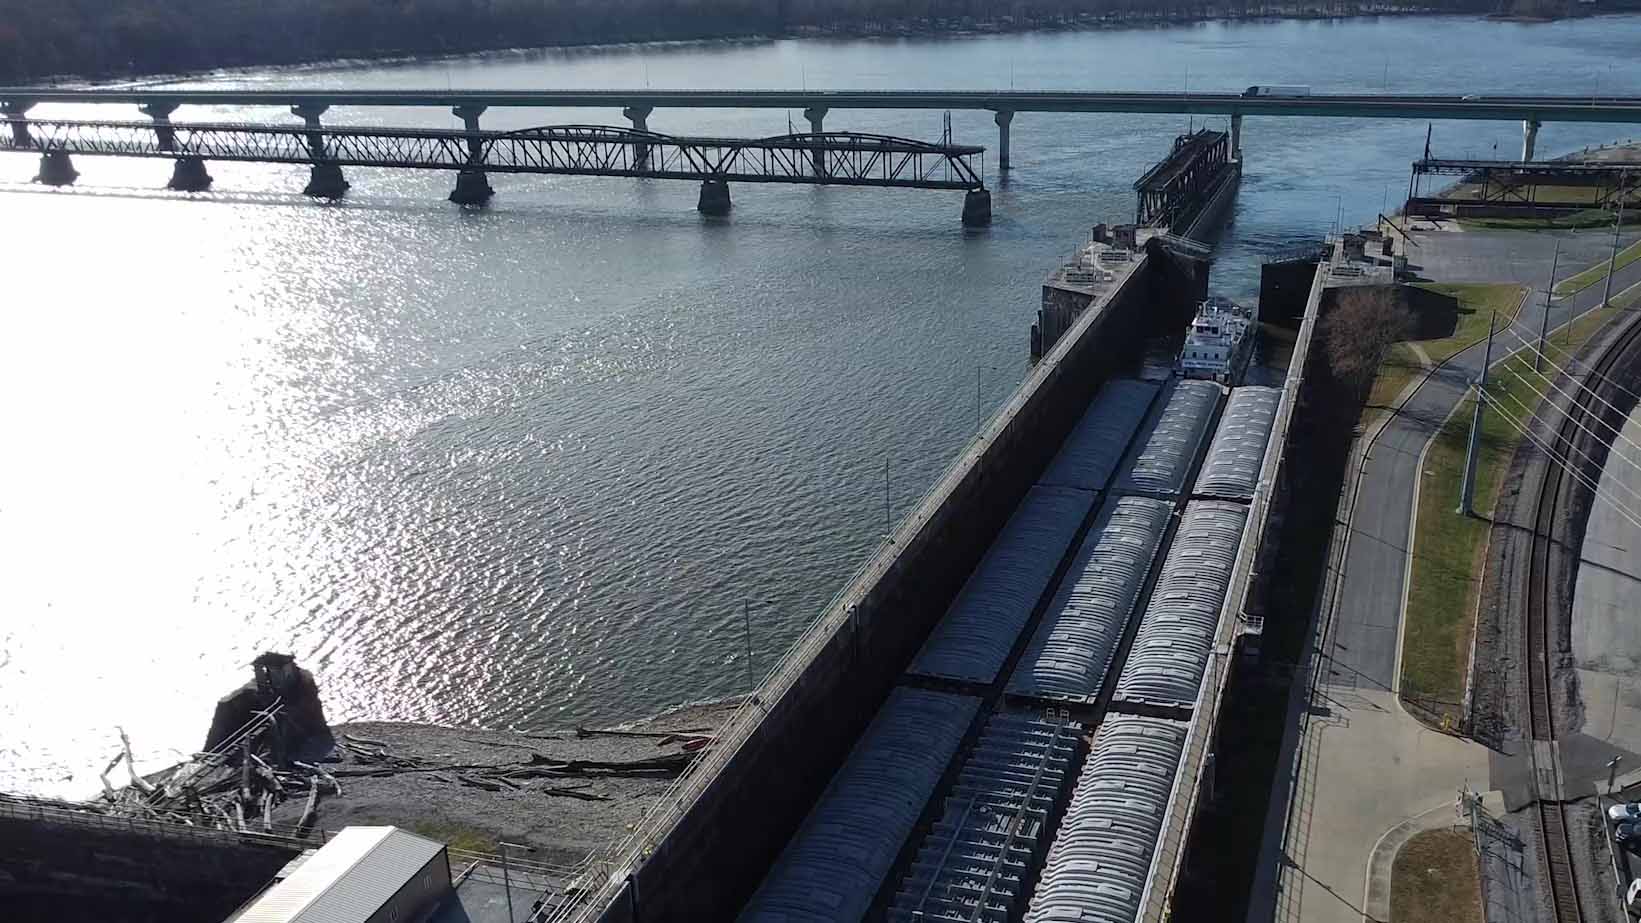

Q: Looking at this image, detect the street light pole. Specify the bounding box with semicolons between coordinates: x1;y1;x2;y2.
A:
1458;314;1497;517
1538;241;1559;373
1603;168;1629;310
500;841;536;922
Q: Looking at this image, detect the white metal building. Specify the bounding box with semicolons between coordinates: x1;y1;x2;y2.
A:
227;826;452;923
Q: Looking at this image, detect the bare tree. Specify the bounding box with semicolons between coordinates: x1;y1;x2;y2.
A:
1321;286;1415;393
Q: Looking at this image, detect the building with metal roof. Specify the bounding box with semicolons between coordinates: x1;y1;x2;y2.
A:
1113;501;1248;710
1112;379;1221;499
1006;496;1173;704
227;826;451;923
1037;379;1160;493
1193;386;1280;502
1022;715;1188;923
908;486;1096;686
886;709;1083;923
739;688;980;923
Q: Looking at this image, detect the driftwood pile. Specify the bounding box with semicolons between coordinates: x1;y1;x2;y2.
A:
89;719;340;838
331;727;715;802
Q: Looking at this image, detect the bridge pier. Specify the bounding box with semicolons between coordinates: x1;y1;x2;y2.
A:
697;178;732;216
291;104;350;199
1522;118;1540;162
1231;113;1243;160
2;99;34;147
34;150;78;186
168;157;213;192
624;106;654;170
449;105;493;205
141;102;213;191
961;189;992;227
803;107;828;177
993;110;1014;171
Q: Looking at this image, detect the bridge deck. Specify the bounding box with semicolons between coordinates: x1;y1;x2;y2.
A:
4;89;1641;122
2;118;987;190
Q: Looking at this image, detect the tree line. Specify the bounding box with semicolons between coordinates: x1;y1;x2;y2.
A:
0;0;1561;84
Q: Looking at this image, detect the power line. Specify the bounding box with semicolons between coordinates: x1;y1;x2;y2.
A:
1492;325;1641;464
1491;283;1641;408
1482;379;1641;513
1478;385;1641;536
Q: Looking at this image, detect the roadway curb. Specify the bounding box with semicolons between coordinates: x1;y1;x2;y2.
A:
1385;287;1535;730
1360;799;1466;923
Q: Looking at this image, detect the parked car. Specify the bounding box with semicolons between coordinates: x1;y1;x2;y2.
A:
1608;802;1641;824
1628;876;1641;911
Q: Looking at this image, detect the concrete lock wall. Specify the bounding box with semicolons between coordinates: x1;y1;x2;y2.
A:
601;246;1205;923
0;813;300;923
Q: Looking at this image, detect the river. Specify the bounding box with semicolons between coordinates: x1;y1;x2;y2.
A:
3;13;1639;796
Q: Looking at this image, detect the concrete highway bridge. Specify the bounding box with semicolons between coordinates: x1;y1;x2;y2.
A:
6;87;1641;164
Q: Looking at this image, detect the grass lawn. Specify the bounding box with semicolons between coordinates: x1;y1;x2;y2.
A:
1409;283;1528;364
407;820;498;854
1365;342;1423;419
1390;828;1483;923
1555;238;1641;296
1358;285;1524;434
1397;284;1639;724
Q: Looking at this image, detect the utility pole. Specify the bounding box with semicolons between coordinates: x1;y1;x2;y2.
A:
742;600;755;692
1602;168;1628;310
884;456;890;534
1537;240;1559;373
1458;314;1497;517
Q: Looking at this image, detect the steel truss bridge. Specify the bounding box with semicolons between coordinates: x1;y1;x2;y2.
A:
1407;157;1640;210
1134;129;1232;229
2;118;982;190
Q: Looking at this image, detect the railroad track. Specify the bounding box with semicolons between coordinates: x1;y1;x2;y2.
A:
1522;311;1641;923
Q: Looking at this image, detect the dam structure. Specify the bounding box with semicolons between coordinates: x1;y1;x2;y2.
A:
546;224;1335;923
1034;129;1239;359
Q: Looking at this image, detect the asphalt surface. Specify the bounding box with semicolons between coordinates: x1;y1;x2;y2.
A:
1326;226;1641;696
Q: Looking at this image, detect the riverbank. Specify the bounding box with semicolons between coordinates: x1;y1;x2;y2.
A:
267;700;741;870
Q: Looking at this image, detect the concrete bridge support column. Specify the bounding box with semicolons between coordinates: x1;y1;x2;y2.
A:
803;107;828;178
291;104;349;199
35;150;78;186
697;178;731;216
449;105;493;206
624;106;654;170
962;189;992;227
141;102;213;191
993;110;1014;172
1521;118;1540;162
2;99;35;147
1231;113;1243;160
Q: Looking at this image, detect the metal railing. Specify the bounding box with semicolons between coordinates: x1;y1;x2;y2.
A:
1141;242;1328;922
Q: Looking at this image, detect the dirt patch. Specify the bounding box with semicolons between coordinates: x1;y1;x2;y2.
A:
1391;827;1483;923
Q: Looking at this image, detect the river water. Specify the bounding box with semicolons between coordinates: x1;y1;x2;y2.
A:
3;14;1639;795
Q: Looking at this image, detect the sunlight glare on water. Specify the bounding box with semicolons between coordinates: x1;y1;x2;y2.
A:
2;14;1640;795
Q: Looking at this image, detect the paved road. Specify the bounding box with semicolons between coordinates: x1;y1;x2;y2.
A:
1248;227;1641;923
1327;227;1641;695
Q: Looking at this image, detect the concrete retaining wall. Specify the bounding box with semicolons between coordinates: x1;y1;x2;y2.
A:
0;812;299;923
599;242;1206;923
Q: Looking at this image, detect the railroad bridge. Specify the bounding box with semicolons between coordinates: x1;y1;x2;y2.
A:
1134;129;1235;232
1;112;992;224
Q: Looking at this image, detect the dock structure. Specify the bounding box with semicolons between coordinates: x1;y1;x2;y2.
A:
1404;156;1641;222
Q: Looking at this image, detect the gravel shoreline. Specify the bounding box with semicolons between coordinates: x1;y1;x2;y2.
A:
270;699;743;871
